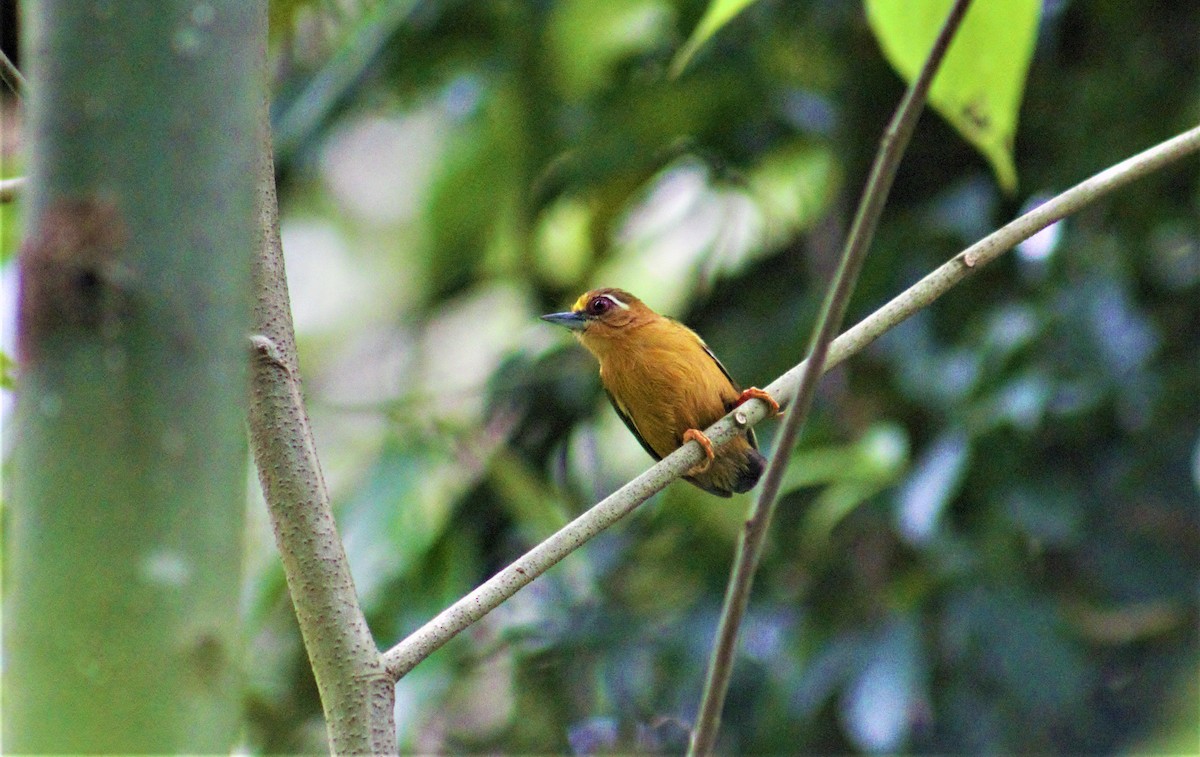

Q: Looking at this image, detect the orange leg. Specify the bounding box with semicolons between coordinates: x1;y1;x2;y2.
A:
734;387;780;417
682;428;715;474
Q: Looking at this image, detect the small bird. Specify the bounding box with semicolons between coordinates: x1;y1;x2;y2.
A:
542;288;779;497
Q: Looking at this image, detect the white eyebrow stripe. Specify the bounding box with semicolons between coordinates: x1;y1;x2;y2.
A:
604;294;630;310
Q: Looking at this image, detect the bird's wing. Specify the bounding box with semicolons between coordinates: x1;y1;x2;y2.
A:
698;340;739;392
604;388;663;462
698;340;760;452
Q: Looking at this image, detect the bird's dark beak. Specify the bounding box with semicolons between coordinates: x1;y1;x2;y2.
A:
540;310;588;332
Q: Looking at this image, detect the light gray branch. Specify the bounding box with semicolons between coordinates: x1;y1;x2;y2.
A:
245;9;395;751
0;47;26;98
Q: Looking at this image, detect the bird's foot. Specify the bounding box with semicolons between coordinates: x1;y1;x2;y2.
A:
682;428;715;474
734;387;780;417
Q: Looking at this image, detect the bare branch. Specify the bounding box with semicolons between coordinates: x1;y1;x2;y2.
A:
0;48;26;98
245;8;395;752
690;1;974;751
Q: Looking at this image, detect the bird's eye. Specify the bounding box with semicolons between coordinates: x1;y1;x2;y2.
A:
587;296;612;316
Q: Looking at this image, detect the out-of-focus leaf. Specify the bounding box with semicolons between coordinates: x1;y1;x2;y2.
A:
424;84;524;296
388;526;484;641
895;430;970;544
981;371;1052;431
1001;483;1082;548
882;315;984;409
273;0;421;163
1131;667;1200;756
488;449;573;543
1084;281;1160;378
865;0;1040;191
783;422;909;494
268;0;309;42
802;480;891;555
546;0;674;99
1147;222;1200;291
533;196;595;289
598;158;721;312
1061;598;1187;645
791;631;872;717
791;426;910;552
339;428;502;606
840;616;926;754
981;303;1040;361
928;175;999;242
1;161;23;262
415;284;538;424
671;0;759;78
942;588;1087;714
745;141;840;252
0;350;14;389
568;716;619;755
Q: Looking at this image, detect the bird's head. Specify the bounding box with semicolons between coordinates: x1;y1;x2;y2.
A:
541;288;653;351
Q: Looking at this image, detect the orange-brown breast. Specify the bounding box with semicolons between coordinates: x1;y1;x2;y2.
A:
586;317;763;496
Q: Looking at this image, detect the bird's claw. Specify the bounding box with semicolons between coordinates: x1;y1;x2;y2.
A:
734;387;781;417
683;428;715;474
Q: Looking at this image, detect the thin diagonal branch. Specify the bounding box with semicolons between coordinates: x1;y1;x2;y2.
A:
0;48;26;98
381;118;1200;683
689;2;974;752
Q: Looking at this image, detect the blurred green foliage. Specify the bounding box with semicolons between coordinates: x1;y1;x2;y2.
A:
244;0;1199;752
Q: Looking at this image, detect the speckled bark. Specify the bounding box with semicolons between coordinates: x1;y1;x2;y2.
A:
6;1;256;751
246;16;396;752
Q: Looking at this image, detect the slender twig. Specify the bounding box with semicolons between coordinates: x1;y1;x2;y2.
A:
381;117;1200;683
0;49;28;206
0;48;26;98
1;48;28;208
688;2;975;751
245;6;395;753
0;176;25;203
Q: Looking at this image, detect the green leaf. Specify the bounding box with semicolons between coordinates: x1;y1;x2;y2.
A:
802;480;891;555
272;0;421;163
338;434;479;607
425;83;524;296
747;141;840;250
779;424;910;554
865;0;1040;192
267;0;309;41
487;449;574;543
781;423;909;494
546;0;674;99
670;0;758;78
0;350;15;390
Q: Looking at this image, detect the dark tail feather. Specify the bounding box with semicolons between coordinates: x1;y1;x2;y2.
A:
732;448;767;494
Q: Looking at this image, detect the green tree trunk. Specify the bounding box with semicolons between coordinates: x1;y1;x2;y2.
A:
5;1;260;751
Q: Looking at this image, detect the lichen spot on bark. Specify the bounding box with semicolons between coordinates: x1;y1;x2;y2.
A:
18;197;130;363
